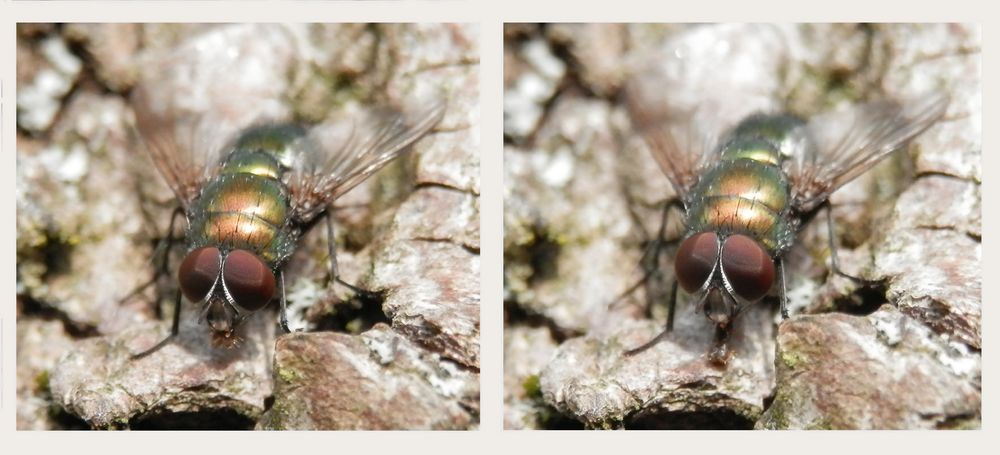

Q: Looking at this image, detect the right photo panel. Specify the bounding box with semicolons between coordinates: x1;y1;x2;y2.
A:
503;23;980;430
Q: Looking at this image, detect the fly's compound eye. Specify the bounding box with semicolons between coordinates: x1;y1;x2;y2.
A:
720;235;775;302
179;247;222;302
222;250;276;311
675;232;720;293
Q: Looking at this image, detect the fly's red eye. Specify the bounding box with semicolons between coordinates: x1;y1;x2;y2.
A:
720;235;775;302
222;250;276;311
675;232;720;293
179;247;222;302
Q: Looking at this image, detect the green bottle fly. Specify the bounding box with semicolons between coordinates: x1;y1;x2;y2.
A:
130;87;446;356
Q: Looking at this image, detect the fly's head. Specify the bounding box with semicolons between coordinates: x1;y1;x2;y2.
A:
674;232;775;328
178;246;276;345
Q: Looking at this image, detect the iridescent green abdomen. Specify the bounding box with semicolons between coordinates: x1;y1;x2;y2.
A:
187;130;304;267
685;117;802;255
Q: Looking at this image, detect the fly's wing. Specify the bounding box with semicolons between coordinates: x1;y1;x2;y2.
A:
789;93;950;212
131;83;229;208
624;71;722;202
287;101;447;223
623;25;788;202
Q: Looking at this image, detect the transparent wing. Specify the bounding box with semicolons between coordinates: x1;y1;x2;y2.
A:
623;24;787;202
131;83;229;208
288;101;447;222
624;70;726;202
789;93;950;212
130;25;300;209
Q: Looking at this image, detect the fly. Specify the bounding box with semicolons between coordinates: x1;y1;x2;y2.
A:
621;74;949;364
126;84;445;358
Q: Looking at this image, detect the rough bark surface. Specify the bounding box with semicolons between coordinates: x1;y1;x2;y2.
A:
17;23;480;430
503;23;979;430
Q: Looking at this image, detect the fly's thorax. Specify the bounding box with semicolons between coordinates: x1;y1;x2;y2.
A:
686;196;788;252
699;157;788;211
187;147;300;266
202;173;288;225
685;137;794;254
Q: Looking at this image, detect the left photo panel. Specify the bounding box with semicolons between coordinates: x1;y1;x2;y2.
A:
15;23;480;430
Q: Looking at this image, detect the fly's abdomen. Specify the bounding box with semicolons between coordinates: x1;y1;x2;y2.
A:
687;136;794;254
188;149;297;265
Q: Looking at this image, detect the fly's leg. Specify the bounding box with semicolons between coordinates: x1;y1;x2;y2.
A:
118;206;186;313
278;270;293;333
623;278;678;357
128;206;185;359
824;203;882;286
665;278;678;332
132;288;182;359
609;198;683;315
325;213;380;299
778;257;789;319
